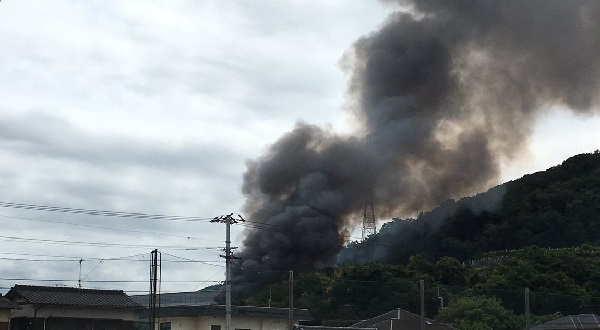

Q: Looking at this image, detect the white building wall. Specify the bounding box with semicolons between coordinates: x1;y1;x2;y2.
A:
11;304;137;321
159;316;288;330
157;317;196;330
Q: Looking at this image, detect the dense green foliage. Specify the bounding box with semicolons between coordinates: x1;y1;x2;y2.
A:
238;245;600;328
436;295;520;330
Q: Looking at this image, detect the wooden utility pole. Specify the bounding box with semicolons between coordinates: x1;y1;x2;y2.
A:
150;249;161;330
420;279;425;330
525;287;530;330
289;270;294;330
212;214;245;330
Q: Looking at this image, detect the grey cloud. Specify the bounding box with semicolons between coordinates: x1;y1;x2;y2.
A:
0;112;241;177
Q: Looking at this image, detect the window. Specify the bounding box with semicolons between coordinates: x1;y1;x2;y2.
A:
211;325;222;330
160;322;171;330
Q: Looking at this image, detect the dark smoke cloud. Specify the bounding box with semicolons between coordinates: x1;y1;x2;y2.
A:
233;0;600;295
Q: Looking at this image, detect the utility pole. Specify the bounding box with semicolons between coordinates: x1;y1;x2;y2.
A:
150;249;161;330
289;270;294;330
420;279;425;330
212;213;245;330
525;287;530;330
78;259;83;289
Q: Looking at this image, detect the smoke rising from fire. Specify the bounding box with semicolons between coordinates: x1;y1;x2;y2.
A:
233;0;600;295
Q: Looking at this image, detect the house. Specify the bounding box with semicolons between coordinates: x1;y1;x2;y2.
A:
295;327;374;330
530;314;600;329
296;327;373;330
0;295;17;330
148;305;312;330
351;308;456;330
5;284;142;330
296;309;455;330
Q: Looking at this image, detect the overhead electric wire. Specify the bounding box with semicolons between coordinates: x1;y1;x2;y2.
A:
239;220;364;241
0;234;221;250
0;214;222;242
0;277;221;283
0;200;365;241
0;201;214;222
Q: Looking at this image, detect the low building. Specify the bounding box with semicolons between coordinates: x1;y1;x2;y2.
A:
295;309;455;330
351;308;456;330
6;284;142;330
150;305;312;330
0;296;17;330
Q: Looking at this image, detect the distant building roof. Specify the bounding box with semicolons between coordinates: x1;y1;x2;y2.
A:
146;305;311;321
352;309;456;330
0;296;17;309
296;326;375;330
130;289;218;307
295;326;375;330
6;285;141;309
531;314;600;329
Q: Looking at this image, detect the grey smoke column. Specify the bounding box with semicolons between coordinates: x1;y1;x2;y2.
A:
234;0;600;295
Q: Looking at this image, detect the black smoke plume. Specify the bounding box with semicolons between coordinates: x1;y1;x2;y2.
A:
233;0;600;296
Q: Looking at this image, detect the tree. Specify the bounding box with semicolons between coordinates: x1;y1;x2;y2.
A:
436;295;521;330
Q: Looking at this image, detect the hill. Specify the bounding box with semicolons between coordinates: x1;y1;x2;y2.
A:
339;151;600;265
240;244;600;328
238;152;600;328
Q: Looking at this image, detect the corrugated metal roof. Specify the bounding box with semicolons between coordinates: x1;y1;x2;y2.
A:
6;285;141;309
130;289;218;307
531;314;600;329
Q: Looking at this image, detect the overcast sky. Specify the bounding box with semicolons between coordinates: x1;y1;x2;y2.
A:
0;0;599;296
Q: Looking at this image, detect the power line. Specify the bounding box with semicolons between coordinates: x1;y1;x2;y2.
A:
0;200;365;242
0;252;226;265
0;277;221;283
0;201;214;222
0;234;221;250
0;213;223;242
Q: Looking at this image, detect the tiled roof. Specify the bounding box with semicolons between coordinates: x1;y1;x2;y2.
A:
296;326;375;330
531;314;600;329
352;309;404;328
352;309;456;330
0;296;17;309
6;285;141;309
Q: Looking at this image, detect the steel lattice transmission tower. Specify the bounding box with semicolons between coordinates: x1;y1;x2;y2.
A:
361;133;377;240
362;198;377;240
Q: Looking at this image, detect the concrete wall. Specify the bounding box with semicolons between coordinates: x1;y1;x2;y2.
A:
0;310;10;322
